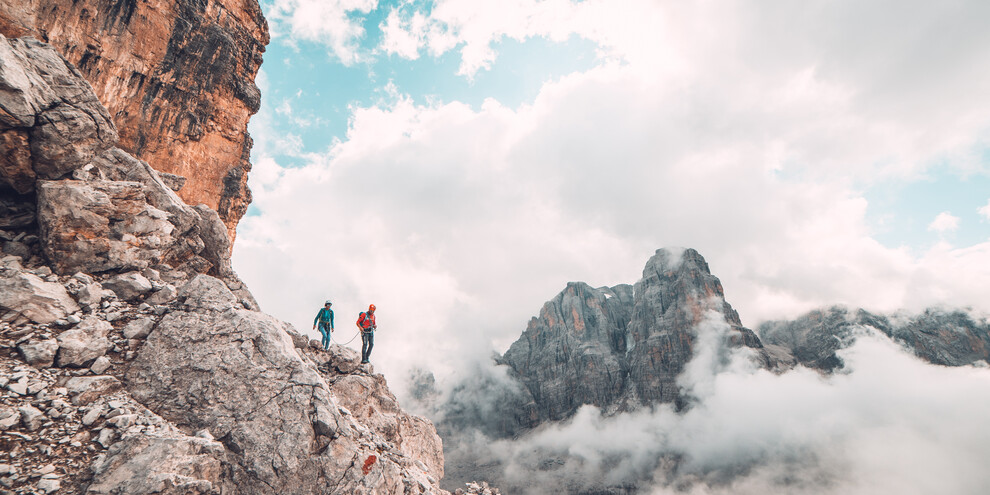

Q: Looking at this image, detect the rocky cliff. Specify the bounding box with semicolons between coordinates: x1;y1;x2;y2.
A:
0;35;458;494
497;248;779;429
758;306;990;371
0;0;269;241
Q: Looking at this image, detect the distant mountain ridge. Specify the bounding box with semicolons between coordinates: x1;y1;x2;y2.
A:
758;306;990;371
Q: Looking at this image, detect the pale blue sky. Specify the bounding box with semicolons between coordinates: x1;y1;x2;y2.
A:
256;1;600;165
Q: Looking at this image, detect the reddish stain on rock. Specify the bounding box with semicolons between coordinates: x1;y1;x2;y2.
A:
362;455;377;475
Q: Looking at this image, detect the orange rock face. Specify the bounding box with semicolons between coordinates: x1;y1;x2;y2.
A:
0;0;269;243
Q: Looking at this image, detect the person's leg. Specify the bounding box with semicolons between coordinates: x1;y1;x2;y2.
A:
361;332;370;362
320;323;330;349
365;331;374;362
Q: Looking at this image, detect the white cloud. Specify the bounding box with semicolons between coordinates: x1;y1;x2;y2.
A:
379;9;428;60
267;0;377;65
441;319;990;494
928;211;960;233
241;0;990;394
238;68;990;389
979;199;990;221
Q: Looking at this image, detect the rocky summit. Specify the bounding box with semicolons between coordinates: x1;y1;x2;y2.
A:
0;33;470;494
496;248;780;431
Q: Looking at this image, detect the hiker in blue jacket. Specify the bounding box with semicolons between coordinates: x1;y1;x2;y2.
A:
313;301;334;350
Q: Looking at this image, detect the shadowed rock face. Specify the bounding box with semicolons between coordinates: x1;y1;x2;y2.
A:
500;282;634;425
0;0;269;241
759;306;990;370
626;248;767;406
497;248;775;434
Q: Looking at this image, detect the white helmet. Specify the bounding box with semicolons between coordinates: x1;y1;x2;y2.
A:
325;300;332;306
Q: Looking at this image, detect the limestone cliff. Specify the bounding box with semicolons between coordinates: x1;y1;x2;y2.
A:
496;248;779;430
0;0;269;241
0;35;456;494
758;306;990;371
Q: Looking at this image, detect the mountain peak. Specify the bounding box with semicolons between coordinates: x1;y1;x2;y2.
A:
494;247;774;432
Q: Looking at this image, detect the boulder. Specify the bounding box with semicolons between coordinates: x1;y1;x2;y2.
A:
18;338;58;368
37;180;176;275
283;324;310;350
103;272;154;301
176;275;238;312
56;317;111;367
145;284;178;306
65;375;122;406
87;432;225;495
6;377;28;396
0;407;18;430
19;405;45;431
37;477;60;494
0;36;117;189
81;405;103;426
90;356;112;374
0;266;80;324
76;282;111;307
123;318;155;340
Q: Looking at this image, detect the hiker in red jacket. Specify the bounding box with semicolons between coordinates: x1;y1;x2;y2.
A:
357;304;377;364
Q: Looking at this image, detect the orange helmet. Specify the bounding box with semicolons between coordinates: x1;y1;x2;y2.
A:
368;304;376;312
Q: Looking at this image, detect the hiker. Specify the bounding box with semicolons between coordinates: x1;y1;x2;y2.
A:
313;300;334;350
357;304;377;364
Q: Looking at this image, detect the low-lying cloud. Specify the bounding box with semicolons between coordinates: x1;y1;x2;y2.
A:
436;319;990;494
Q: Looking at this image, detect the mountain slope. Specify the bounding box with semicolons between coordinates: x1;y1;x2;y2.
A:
0;34;452;494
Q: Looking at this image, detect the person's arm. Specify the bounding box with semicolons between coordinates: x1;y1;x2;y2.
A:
329;309;334;331
313;309;321;329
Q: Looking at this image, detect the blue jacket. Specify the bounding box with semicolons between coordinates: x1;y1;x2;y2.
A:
314;308;334;329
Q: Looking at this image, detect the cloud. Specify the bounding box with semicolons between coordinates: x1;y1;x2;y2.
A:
267;0;378;64
979;199;990;222
240;0;990;401
439;319;990;494
238;63;990;374
928;211;960;233
379;9;428;60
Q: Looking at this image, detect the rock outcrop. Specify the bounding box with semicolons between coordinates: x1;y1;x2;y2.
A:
498;282;633;426
759;306;990;370
0;0;269;240
496;248;778;432
0;35;452;494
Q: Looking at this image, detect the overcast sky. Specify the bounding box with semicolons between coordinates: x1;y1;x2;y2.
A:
233;0;990;384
